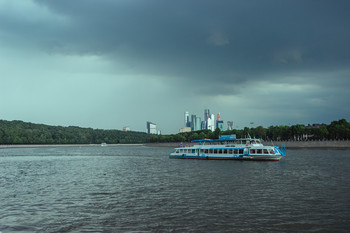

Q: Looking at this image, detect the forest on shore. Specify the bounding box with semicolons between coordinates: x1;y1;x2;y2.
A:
0;119;349;145
0;120;149;144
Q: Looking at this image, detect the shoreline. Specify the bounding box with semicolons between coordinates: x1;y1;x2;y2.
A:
146;140;350;149
1;140;350;149
0;144;145;149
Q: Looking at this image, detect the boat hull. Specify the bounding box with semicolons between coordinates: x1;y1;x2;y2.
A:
169;154;283;161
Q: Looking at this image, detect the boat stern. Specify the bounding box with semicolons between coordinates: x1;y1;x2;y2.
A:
275;144;286;157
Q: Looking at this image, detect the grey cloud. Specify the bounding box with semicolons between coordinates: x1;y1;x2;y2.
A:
1;0;350;132
3;0;349;84
207;31;230;46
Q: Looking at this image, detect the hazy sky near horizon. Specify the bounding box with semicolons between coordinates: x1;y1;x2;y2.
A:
1;0;349;134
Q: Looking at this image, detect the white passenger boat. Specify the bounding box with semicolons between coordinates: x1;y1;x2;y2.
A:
169;135;286;161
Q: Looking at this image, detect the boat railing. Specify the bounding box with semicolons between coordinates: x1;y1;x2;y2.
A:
275;144;286;156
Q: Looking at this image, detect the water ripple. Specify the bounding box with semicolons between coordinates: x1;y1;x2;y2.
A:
1;147;350;232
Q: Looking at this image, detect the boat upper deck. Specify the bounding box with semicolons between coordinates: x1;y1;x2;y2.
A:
192;135;263;146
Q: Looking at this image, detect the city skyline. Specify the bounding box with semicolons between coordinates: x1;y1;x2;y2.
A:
1;1;349;134
181;109;227;133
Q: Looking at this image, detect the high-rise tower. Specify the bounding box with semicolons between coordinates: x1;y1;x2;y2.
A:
204;109;210;129
207;113;215;131
191;114;196;131
216;112;224;131
184;111;190;127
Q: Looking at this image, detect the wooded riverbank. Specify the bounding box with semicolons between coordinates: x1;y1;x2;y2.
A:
1;140;350;149
0;144;143;149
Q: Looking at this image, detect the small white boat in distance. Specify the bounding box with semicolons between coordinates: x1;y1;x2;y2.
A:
169;135;286;161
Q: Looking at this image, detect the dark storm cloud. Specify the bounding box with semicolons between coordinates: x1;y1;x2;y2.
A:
3;0;349;88
1;0;349;132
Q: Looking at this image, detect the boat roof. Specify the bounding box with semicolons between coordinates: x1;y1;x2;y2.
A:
192;135;262;142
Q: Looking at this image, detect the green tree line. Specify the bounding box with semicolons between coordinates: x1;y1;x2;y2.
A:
0;120;150;144
1;119;349;145
149;119;350;143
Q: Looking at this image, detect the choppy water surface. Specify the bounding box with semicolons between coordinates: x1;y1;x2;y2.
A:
1;146;350;232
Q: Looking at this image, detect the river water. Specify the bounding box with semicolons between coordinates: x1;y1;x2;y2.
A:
1;146;350;232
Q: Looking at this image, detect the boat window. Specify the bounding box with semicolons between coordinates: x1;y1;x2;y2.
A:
250;149;256;154
204;149;208;153
233;149;238;154
218;149;222;154
176;149;179;153
228;149;233;154
263;149;269;154
223;149;227;154
257;149;262;154
209;149;213;153
192;149;195;153
242;140;246;144
199;149;203;153
269;149;275;154
214;149;218;154
239;149;243;154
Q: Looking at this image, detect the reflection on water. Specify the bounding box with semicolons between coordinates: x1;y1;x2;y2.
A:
1;146;350;232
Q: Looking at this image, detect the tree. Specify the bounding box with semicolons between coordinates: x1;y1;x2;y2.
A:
254;126;266;139
213;128;221;139
189;133;199;141
199;132;207;139
174;134;186;142
291;124;305;140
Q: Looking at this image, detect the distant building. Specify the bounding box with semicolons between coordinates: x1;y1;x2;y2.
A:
227;121;233;130
191;114;196;131
195;117;202;131
184;111;190;127
204;109;210;129
217;112;221;121
146;121;157;134
307;123;322;128
201;121;206;130
180;127;191;133
123;126;130;132
216;120;224;131
216;112;224;130
207;114;215;131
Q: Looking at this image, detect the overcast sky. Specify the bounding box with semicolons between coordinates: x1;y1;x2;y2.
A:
1;0;349;134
